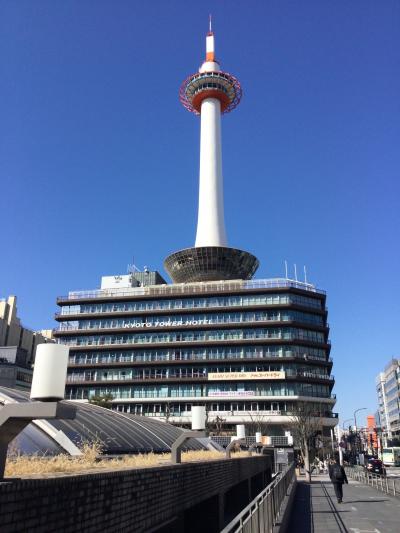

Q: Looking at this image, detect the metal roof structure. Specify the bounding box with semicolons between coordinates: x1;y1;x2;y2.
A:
0;387;206;455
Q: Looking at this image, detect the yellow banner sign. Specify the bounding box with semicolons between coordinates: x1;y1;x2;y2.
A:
208;371;285;381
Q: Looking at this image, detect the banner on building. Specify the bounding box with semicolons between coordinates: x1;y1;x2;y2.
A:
208;371;285;381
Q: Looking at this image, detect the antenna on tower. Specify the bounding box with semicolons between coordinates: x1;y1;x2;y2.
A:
284;260;288;279
209;14;212;34
304;265;308;284
294;264;298;282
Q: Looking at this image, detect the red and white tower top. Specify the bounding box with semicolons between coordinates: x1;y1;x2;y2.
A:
179;19;242;116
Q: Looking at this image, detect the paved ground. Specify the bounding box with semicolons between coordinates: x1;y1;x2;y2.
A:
287;474;400;532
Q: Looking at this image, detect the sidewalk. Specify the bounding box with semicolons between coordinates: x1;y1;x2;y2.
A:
287;473;400;532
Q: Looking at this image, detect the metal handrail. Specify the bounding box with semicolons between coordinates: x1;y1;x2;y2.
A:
220;462;295;533
57;278;325;302
345;466;400;498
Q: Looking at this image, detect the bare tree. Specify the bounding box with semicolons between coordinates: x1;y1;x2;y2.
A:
202;406;226;435
211;415;226;436
288;402;324;482
247;410;269;437
164;402;171;424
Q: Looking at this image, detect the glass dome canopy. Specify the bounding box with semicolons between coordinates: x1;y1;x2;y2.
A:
0;387;206;456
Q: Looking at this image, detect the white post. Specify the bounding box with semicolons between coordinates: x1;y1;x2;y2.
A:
236;425;245;439
30;344;69;401
336;426;344;465
191;406;206;430
195;98;227;247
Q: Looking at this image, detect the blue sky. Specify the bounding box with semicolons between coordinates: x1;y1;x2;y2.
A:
1;1;399;426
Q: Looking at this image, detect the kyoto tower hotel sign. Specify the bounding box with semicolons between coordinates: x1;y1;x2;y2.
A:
164;23;259;283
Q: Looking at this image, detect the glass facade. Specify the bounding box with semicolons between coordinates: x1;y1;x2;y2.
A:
67;382;331;400
67;363;331;383
59;292;322;316
68;345;327;365
60;327;326;347
56;279;335;429
59;309;324;331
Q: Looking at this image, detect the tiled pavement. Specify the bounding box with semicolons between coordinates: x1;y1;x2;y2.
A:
287;474;400;532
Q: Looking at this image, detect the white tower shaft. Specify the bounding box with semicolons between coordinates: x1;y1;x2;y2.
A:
195;97;227;247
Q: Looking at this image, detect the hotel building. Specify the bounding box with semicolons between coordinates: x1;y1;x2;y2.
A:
55;275;336;433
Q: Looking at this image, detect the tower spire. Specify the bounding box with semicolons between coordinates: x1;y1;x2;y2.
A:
206;16;215;63
209;14;212;34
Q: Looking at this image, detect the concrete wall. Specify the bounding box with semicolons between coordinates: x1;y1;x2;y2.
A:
0;456;271;532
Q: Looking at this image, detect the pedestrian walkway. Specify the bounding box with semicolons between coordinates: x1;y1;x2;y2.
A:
288;474;400;532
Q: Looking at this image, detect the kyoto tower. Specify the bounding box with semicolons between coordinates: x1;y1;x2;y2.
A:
164;20;259;283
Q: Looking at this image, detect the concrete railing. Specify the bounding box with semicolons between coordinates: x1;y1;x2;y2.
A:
220;463;296;533
345;466;400;498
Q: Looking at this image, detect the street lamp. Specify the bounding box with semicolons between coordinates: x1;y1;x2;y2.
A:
354;408;367;430
342;418;353;430
353;407;367;457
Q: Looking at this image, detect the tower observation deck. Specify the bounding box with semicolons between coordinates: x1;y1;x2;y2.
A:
164;23;259;284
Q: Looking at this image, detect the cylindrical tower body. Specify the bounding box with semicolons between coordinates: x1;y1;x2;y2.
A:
196;97;226;247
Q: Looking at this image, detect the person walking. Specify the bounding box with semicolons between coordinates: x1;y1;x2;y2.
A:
329;457;348;503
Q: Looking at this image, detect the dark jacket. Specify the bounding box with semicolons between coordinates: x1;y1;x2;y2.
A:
328;463;348;484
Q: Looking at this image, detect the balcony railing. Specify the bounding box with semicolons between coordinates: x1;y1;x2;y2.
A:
66;370;334;384
68;353;332;366
57;278;325;302
58;332;328;349
139;410;339;419
55;317;328;333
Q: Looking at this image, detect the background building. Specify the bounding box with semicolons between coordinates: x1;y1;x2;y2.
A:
376;358;400;445
0;296;54;390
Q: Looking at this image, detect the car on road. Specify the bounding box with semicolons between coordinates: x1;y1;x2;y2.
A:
366;458;386;476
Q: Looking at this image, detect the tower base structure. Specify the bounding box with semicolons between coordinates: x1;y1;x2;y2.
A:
164;246;259;284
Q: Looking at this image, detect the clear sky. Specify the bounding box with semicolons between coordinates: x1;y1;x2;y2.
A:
1;1;399;427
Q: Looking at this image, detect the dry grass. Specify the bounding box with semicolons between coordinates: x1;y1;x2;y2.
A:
4;443;249;478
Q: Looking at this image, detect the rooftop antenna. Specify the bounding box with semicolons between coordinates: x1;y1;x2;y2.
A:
284;260;288;279
304;265;308;284
128;256;140;274
294;264;298;282
209;13;212;34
